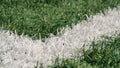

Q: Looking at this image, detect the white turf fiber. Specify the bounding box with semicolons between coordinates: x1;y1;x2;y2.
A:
0;7;120;68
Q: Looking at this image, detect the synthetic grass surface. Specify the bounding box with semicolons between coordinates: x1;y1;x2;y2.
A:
0;0;120;40
0;7;120;68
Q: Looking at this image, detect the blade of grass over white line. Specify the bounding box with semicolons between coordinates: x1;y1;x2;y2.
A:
0;7;120;68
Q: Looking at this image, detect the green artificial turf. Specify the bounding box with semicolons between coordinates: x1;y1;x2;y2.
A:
0;0;120;40
46;34;120;68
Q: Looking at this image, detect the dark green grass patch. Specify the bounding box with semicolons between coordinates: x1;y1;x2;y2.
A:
0;0;120;40
46;34;120;68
